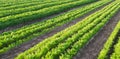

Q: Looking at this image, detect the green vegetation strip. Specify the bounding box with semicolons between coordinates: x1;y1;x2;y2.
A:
98;21;120;59
0;0;68;4
15;0;120;59
0;0;110;54
0;0;96;30
0;0;44;7
0;0;60;7
111;36;120;59
0;0;79;17
0;0;74;11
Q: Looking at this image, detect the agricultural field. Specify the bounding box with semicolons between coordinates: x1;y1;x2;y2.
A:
0;0;120;59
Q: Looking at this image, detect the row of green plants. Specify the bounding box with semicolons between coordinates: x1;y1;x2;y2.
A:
111;33;120;59
0;0;74;11
0;0;44;7
0;0;69;5
0;0;59;7
15;0;120;59
0;0;96;30
0;1;52;10
0;0;110;54
98;21;120;59
0;0;79;17
0;0;44;3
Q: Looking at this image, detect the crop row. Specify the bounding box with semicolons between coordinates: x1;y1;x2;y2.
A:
0;0;110;54
0;0;43;7
0;0;75;11
0;0;96;30
0;1;52;10
0;0;79;17
15;0;120;59
0;0;42;3
98;21;120;59
0;0;66;4
111;32;120;59
0;0;58;7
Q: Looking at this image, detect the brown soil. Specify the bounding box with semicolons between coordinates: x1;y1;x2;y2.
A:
73;11;120;59
0;1;112;59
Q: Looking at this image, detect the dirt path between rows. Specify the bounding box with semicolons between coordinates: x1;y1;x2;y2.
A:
0;1;112;59
73;10;120;59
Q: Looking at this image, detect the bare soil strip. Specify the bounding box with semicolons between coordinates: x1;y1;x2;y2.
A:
73;11;120;59
0;1;112;59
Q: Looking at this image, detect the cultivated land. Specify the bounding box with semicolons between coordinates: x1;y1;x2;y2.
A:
0;0;120;59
